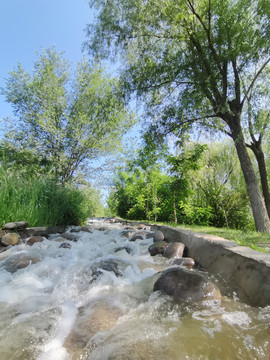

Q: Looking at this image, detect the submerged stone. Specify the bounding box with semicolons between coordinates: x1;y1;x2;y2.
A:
153;267;221;302
26;236;44;246
59;242;72;249
91;259;123;281
171;257;195;269
163;242;185;259
2;254;40;273
115;246;133;254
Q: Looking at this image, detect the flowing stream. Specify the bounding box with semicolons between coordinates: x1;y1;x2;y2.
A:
0;218;269;360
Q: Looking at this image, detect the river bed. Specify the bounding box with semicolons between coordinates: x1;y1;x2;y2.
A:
0;218;269;359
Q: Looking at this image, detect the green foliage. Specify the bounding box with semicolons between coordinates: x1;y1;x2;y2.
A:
108;139;254;230
1;47;134;183
0;166;103;227
87;0;270;232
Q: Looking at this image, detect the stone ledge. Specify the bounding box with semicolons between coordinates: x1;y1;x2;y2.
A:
150;224;270;308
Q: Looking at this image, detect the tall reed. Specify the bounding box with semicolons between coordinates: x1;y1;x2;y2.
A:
0;167;89;227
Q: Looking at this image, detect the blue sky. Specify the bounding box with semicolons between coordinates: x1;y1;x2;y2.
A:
0;0;93;121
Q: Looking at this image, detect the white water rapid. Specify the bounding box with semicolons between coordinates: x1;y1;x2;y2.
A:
0;218;269;359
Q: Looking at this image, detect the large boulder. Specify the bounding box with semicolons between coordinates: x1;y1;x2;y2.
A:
1;233;20;246
163;242;185;259
148;241;168;256
153;267;221;302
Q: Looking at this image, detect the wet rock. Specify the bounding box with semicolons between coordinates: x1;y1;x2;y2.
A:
171;257;195;269
153;267;221;302
163;242;185;259
59;242;72;249
80;226;93;233
64;303;123;359
91;259;122;281
26;236;44;246
115;246;133;254
2;221;28;231
130;234;144;241
146;232;154;239
1;233;20;246
61;233;78;241
2;254;40;273
70;228;80;233
121;230;134;238
153;230;165;242
148;241;169;256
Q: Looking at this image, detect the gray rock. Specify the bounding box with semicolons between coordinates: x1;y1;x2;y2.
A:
163;242;185;259
153;230;165;242
1;233;20;246
59;242;72;249
61;233;78;241
2;254;40;273
115;246;133;254
2;221;28;231
153;267;221;302
130;235;144;241
91;259;122;281
148;241;169;256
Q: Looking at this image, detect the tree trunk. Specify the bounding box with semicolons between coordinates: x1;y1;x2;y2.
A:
249;142;270;218
173;191;178;224
229;118;270;232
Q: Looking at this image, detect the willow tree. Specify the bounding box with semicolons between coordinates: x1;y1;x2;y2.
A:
2;47;134;182
86;0;270;232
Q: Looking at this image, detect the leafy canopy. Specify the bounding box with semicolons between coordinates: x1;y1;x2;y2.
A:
1;47;135;182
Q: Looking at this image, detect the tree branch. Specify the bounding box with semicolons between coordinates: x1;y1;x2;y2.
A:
241;56;270;106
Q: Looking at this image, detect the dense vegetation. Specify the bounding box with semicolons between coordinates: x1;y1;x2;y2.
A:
0;166;104;227
107;139;255;231
0;48;133;226
87;0;270;232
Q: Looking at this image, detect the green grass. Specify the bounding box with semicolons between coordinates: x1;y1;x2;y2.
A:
0;167;89;227
127;217;270;253
155;222;270;253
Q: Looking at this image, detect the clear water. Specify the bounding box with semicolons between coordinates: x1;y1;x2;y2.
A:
0;219;269;360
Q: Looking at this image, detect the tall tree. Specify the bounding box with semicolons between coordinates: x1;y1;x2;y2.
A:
1;47;134;182
86;0;270;232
